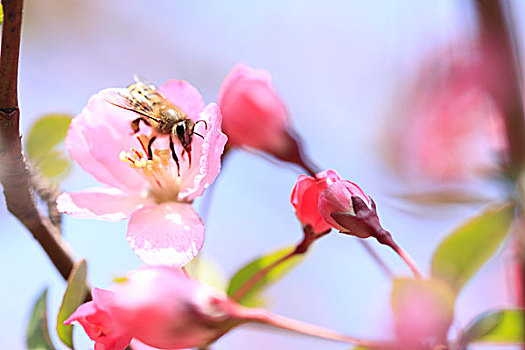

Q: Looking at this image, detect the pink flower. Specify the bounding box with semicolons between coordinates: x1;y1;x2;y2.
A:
102;267;236;349
290;169;341;233
57;79;228;267
387;45;506;181
318;180;370;235
218;63;290;154
69;266;381;349
64;288;132;350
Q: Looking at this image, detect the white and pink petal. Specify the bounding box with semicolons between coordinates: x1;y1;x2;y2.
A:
158;80;206;121
57;187;153;222
127;203;205;267
68;92;148;191
178;103;228;201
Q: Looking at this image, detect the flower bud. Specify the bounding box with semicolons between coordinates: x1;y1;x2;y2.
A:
67;266;382;349
64;288;132;350
290;169;341;234
318;181;370;236
218;63;317;175
218;63;289;154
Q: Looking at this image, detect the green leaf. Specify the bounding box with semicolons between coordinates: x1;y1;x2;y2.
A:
26;114;72;160
459;309;524;345
0;4;3;24
36;150;72;180
57;260;88;349
391;278;456;343
227;246;304;307
431;203;514;294
26;288;56;350
25;114;73;181
185;256;227;291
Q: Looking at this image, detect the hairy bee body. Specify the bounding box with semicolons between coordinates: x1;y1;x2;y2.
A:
103;75;205;175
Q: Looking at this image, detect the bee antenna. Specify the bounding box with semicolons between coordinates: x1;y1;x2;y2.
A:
193;132;205;140
193;119;208;131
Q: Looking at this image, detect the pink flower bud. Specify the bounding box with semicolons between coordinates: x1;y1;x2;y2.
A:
64;288;132;350
68;266;382;349
318;180;370;236
290;169;341;233
218;63;318;175
101;267;237;349
218;63;290;155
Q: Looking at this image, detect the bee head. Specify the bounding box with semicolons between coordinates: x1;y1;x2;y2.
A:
173;119;195;165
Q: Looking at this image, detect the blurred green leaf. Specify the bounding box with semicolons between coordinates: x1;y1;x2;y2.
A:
227;246;304;307
25;114;72;181
431;203;514;294
459;309;524;345
0;4;3;24
396;188;491;206
26;114;72;160
57;260;88;349
26;288;56;350
37;150;72;180
391;278;456;344
185;256;227;291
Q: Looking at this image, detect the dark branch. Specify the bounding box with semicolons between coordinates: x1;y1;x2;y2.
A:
0;0;79;283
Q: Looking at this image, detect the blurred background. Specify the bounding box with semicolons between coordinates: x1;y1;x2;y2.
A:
1;0;524;349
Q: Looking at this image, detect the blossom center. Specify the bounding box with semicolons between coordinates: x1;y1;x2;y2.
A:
120;135;181;203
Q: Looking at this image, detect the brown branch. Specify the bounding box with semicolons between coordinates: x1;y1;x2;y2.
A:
0;0;77;282
476;0;525;175
475;1;525;348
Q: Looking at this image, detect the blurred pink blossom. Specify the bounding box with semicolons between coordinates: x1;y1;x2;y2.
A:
290;169;341;233
388;45;507;181
57;79;227;267
318;180;370;235
68;266;372;350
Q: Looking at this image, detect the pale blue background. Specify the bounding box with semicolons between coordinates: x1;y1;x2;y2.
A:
1;1;523;349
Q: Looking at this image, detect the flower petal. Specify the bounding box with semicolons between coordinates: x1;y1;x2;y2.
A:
127;203;204;267
178;103;228;201
157;79;206;121
67;91;148;191
57;187;153;222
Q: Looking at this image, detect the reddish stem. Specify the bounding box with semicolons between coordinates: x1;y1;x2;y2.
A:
390;242;422;279
235;307;399;349
231;249;297;302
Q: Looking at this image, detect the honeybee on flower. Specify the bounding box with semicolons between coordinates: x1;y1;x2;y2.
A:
102;75;208;175
58;77;227;267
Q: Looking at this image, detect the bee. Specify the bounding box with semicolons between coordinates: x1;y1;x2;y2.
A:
103;75;207;175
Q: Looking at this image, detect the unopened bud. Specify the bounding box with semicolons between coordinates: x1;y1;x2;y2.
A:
219;63;317;175
291;169;341;234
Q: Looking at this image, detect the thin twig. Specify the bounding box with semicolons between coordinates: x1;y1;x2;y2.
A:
232;250;296;302
30;169;63;230
0;0;81;286
358;239;394;278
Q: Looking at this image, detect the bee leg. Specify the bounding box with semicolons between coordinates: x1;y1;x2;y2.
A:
147;136;157;160
131;117;151;134
169;136;181;177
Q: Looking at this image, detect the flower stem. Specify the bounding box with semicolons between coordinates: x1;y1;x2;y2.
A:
237;307;398;350
390;241;422;279
358;239;394;278
231;249;297;302
232;226;319;302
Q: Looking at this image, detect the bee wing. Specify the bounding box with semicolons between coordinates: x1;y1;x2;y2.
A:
99;88;160;122
133;74;157;90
